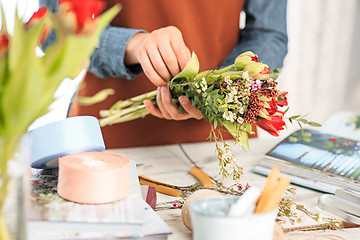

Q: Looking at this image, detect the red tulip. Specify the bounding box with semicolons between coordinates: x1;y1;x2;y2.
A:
234;51;258;70
277;91;288;107
0;32;9;56
58;0;105;35
26;7;51;45
26;7;48;26
256;111;285;137
244;62;270;80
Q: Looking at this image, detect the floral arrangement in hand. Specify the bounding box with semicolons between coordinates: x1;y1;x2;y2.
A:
99;51;320;180
0;1;119;239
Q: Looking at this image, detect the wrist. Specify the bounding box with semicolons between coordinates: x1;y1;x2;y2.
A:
124;32;147;65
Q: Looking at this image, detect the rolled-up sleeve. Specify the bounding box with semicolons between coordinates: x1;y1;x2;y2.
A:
221;0;288;70
88;26;145;79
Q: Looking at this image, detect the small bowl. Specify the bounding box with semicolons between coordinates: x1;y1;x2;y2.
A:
190;196;277;240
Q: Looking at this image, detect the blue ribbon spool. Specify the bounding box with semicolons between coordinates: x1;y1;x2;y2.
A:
29;116;105;169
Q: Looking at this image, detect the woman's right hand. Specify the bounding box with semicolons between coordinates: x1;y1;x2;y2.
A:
124;26;191;86
124;26;203;121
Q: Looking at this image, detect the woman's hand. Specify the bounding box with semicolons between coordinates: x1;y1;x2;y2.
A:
125;26;203;120
143;86;203;120
125;26;191;86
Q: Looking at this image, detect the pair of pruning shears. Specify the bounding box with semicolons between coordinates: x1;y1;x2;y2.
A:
139;144;214;197
139;166;213;197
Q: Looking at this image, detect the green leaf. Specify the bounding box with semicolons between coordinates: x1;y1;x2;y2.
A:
171;52;199;82
300;119;308;124
289;115;301;119
1;5;7;32
308;121;322;127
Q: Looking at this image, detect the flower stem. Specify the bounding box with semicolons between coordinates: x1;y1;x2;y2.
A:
0;213;10;240
0;136;20;240
214;64;235;74
100;105;149;127
110;90;157;111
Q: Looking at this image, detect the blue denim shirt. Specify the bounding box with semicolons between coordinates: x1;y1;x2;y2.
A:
40;0;288;79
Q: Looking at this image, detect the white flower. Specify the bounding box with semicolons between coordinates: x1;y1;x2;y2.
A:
200;78;207;91
222;146;233;161
297;213;308;224
225;76;232;85
223;111;236;122
228;93;235;103
290;204;297;213
237;117;244;124
194;83;199;88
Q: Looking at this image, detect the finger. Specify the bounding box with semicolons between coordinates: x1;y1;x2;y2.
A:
179;96;203;120
160;86;182;119
144;40;172;81
169;32;191;70
138;48;164;87
156;87;172;120
143;99;164;119
158;41;181;78
160;87;196;120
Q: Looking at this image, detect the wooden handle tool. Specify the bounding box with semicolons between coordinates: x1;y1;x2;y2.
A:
255;167;290;213
139;175;182;197
190;166;214;188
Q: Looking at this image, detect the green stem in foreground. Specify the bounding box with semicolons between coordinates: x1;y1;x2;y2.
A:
109;90;157;111
0;213;10;240
100;105;149;127
0;136;20;240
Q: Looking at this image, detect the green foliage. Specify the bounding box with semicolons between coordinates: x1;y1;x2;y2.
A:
0;5;120;137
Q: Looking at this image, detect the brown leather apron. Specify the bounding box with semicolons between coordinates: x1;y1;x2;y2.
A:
68;0;256;149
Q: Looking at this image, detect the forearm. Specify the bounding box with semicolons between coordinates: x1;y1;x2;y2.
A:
88;26;145;79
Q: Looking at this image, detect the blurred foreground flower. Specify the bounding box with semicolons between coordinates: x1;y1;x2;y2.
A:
0;1;120;239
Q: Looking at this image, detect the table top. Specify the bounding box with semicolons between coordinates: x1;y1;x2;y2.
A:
110;137;360;240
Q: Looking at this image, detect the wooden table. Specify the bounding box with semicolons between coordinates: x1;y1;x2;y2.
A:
111;137;360;240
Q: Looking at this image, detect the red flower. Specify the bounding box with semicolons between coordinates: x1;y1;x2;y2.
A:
256;111;285;137
26;7;51;45
0;32;9;56
26;7;48;26
234;51;259;70
244;62;270;80
58;0;105;35
277;91;288;107
329;138;338;142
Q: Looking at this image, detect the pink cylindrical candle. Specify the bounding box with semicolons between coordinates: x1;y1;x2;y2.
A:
57;152;130;204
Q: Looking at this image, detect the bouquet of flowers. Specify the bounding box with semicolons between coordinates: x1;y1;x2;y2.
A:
0;1;119;239
99;51;320;181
